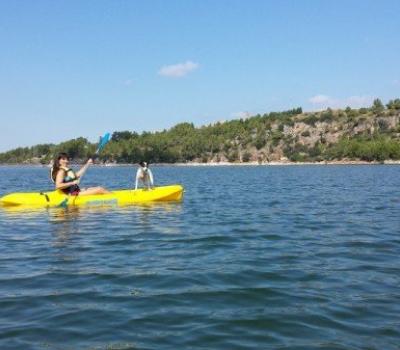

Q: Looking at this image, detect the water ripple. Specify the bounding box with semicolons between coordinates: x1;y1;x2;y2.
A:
0;165;400;349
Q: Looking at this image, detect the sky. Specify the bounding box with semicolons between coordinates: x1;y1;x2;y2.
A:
0;0;399;152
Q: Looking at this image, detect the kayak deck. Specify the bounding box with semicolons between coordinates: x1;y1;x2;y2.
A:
0;185;183;208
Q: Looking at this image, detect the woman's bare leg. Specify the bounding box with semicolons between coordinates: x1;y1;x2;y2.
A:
79;187;111;195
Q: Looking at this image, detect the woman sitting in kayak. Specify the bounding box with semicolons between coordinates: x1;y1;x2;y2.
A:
51;153;110;195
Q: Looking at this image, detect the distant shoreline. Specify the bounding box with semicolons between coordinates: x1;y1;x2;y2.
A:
168;160;400;166
1;160;400;167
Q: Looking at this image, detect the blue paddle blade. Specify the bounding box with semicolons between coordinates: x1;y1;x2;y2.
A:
96;132;110;154
58;198;69;208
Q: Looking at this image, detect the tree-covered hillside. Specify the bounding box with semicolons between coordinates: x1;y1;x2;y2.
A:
1;99;400;164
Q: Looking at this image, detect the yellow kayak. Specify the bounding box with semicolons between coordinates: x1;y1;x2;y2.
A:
0;185;183;208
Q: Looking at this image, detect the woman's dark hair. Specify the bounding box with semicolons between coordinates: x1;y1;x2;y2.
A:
51;153;69;182
139;161;148;167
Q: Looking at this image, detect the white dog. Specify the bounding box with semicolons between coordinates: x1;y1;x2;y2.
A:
135;161;154;190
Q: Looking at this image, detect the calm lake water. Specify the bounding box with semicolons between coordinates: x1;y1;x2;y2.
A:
0;165;399;350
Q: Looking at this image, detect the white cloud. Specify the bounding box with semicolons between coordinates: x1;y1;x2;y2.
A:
158;61;199;78
309;94;373;109
231;111;251;119
309;95;334;105
345;95;373;107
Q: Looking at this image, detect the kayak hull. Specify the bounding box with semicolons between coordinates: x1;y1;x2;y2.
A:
0;185;183;208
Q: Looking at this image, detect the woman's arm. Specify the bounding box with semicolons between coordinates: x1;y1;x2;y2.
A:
76;159;93;178
55;169;79;190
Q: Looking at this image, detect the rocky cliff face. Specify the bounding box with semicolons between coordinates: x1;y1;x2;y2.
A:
206;110;400;163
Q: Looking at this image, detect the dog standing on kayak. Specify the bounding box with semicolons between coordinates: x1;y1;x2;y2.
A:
135;162;154;190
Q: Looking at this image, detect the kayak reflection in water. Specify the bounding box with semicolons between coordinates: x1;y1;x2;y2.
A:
135;161;154;190
51;153;111;196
